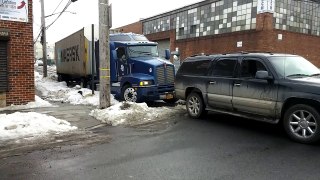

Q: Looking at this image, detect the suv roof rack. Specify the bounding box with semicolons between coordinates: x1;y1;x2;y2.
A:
190;53;209;57
222;51;274;55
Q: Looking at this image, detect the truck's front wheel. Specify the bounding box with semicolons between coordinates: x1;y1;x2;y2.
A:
122;85;138;102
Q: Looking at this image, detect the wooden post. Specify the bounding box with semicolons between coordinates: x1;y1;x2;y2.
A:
91;24;95;94
99;0;111;108
40;0;48;77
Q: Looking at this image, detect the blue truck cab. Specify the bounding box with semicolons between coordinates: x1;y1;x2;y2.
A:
107;33;176;103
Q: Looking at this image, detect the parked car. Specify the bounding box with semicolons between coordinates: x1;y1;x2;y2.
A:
36;59;43;66
175;52;320;144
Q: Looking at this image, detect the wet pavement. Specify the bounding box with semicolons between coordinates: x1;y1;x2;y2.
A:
0;102;105;159
2;112;320;180
17;102;102;130
0;101;185;159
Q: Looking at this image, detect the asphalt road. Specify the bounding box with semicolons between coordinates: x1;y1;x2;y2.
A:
1;112;320;180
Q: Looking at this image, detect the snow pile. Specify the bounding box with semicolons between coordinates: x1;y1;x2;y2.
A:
90;102;185;126
0;112;77;141
27;95;53;108
0;95;54;111
35;71;119;106
34;66;185;128
65;88;100;106
35;71;71;100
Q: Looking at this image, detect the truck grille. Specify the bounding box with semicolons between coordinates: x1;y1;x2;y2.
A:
156;65;175;85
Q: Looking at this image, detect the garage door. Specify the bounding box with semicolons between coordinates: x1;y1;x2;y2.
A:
156;39;170;59
0;41;8;92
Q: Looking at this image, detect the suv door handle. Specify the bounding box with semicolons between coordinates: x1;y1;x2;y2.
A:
209;81;216;85
234;83;241;87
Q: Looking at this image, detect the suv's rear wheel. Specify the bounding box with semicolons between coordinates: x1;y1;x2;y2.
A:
283;104;320;144
186;92;205;118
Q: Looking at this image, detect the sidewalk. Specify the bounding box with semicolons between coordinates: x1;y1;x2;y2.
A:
11;102;102;130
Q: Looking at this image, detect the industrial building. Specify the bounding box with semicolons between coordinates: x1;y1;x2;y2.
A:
118;0;320;66
0;0;34;107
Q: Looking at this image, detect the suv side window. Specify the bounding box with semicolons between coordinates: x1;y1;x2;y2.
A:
211;59;237;77
178;59;211;76
241;59;267;78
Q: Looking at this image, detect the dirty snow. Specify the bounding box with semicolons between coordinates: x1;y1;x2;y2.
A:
90;102;186;126
0;112;77;141
0;64;184;142
35;65;186;127
35;70;118;106
0;95;54;111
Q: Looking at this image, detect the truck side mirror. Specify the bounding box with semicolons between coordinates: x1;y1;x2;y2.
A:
165;49;170;60
112;50;118;59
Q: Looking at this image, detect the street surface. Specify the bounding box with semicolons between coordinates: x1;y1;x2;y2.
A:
1;109;320;180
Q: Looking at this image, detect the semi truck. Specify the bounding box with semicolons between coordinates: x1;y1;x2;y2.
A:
55;28;176;103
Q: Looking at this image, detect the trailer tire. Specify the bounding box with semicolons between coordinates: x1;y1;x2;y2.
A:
81;78;88;88
58;74;63;82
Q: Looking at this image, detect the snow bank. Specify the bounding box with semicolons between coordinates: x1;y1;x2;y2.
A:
35;71;119;106
35;67;185;128
0;112;77;141
90;102;184;126
35;71;71;101
65;88;119;106
0;95;53;111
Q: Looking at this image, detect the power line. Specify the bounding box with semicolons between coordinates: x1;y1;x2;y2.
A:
34;0;65;45
33;31;41;44
33;27;42;44
51;0;66;16
36;0;77;46
46;0;72;30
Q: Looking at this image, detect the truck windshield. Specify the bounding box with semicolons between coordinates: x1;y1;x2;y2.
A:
269;56;320;78
127;45;159;58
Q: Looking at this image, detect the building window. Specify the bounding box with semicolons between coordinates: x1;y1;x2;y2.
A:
178;27;184;36
0;41;8;92
143;0;258;39
274;0;320;36
190;25;197;34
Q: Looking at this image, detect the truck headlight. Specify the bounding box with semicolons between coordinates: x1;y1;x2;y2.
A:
139;81;153;86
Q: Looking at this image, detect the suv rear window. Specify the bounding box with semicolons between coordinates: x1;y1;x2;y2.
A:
178;59;211;76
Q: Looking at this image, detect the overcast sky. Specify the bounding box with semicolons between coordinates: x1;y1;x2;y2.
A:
33;0;202;44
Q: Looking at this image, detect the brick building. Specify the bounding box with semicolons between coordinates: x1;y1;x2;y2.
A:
118;0;320;66
118;21;143;35
0;0;34;107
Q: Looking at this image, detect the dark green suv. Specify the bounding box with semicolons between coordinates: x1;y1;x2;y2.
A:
175;52;320;144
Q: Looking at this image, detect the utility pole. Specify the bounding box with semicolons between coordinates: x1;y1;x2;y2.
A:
40;0;78;78
40;0;47;77
99;0;111;108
